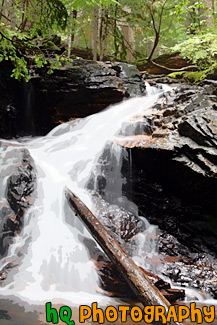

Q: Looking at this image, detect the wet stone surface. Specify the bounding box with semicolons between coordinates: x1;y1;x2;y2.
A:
0;143;36;258
115;80;217;299
0;60;146;138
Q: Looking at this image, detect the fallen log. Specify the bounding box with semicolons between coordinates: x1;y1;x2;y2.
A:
65;188;179;325
95;255;185;302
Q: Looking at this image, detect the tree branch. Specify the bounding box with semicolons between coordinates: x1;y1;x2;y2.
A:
145;59;199;73
148;0;168;61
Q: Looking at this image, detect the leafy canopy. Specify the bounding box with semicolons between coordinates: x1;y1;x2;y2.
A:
172;33;217;69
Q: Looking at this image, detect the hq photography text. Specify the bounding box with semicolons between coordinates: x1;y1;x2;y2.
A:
45;302;216;324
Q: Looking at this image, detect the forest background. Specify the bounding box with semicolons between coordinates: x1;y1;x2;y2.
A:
0;0;216;81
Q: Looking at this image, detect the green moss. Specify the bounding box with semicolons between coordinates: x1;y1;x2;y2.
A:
168;70;206;83
168;62;217;84
168;71;186;79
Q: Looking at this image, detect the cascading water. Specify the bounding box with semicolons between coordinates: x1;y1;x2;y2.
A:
0;85;169;307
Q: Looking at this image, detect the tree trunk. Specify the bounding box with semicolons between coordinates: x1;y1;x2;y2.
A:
93;6;99;61
113;2;119;59
10;0;16;30
68;10;77;58
185;0;195;33
99;7;109;61
147;0;167;61
122;24;134;61
4;0;9;19
66;188;176;317
122;6;135;62
0;0;5;23
202;0;215;28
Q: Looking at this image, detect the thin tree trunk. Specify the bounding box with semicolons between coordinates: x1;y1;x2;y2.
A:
99;7;108;61
68;10;73;58
68;10;77;58
147;0;167;61
10;0;16;30
203;0;215;27
0;0;5;23
21;0;26;31
114;2;118;59
4;0;9;19
122;6;135;62
93;6;99;61
99;6;103;48
185;0;195;33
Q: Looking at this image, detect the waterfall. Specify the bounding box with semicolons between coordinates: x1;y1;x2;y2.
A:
22;81;36;135
0;86;169;305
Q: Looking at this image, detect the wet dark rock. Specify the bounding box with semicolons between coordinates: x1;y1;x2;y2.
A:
0;60;146;138
0;145;36;258
143;75;186;86
126;84;217;217
7;150;36;214
92;194;146;256
30;60;146;136
159;238;217;299
0;200;17;256
89;194;185;302
0;62;22;138
114;83;217;298
129;168;217;258
96;254;185;302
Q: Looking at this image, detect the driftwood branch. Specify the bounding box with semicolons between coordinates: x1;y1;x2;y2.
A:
65;188;180;325
146;59;199;73
146;0;198;73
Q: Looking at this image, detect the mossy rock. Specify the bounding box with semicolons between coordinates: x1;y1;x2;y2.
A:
168;62;217;84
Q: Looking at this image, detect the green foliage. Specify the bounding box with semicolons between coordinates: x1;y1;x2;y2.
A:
172;33;217;69
0;0;217;81
22;0;68;37
172;0;214;33
0;0;70;81
0;25;72;81
0;27;30;81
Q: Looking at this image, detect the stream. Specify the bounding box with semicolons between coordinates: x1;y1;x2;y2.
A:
0;84;216;324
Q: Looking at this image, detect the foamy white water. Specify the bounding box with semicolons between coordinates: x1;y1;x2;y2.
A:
0;86;169;304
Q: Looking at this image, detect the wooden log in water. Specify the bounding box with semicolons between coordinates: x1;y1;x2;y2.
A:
66;188;174;313
95;256;185;303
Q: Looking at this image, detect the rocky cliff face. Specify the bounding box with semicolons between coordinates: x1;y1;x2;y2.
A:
117;81;217;255
0;60;146;138
31;60;146;135
115;80;217;298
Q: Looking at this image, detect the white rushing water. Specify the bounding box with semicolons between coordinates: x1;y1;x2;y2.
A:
0;85;169;305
